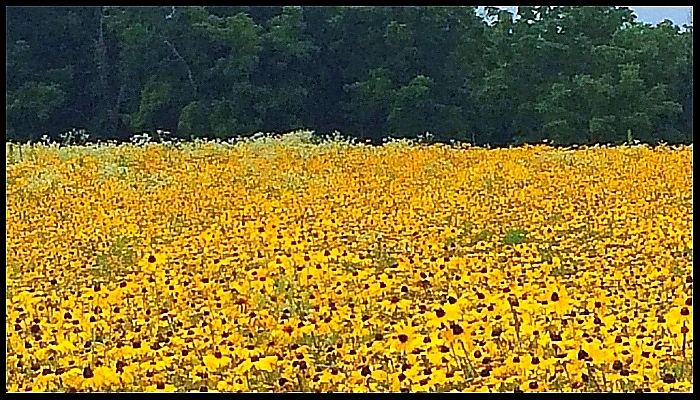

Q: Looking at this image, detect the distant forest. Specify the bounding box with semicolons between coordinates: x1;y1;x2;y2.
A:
6;6;693;145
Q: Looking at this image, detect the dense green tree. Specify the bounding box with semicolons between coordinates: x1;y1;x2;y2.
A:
386;75;433;138
6;7;102;140
594;21;693;142
536;64;682;144
253;6;318;132
5;6;694;145
475;6;639;145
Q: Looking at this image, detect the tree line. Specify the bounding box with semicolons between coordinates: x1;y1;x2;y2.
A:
5;6;693;145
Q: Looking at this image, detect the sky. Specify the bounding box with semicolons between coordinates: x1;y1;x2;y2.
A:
480;6;692;27
627;6;692;26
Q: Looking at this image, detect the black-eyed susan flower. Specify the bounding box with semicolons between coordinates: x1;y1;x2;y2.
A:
5;139;692;392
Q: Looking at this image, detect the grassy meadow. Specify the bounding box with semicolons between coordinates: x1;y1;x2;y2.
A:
5;132;693;392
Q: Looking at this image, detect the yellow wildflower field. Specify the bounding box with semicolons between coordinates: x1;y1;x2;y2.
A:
6;134;693;392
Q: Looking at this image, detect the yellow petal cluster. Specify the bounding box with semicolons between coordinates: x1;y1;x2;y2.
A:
6;138;692;392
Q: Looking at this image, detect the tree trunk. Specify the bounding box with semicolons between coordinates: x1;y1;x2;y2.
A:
95;6;111;138
96;6;127;140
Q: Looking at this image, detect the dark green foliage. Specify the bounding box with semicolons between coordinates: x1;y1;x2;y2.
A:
5;6;693;144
